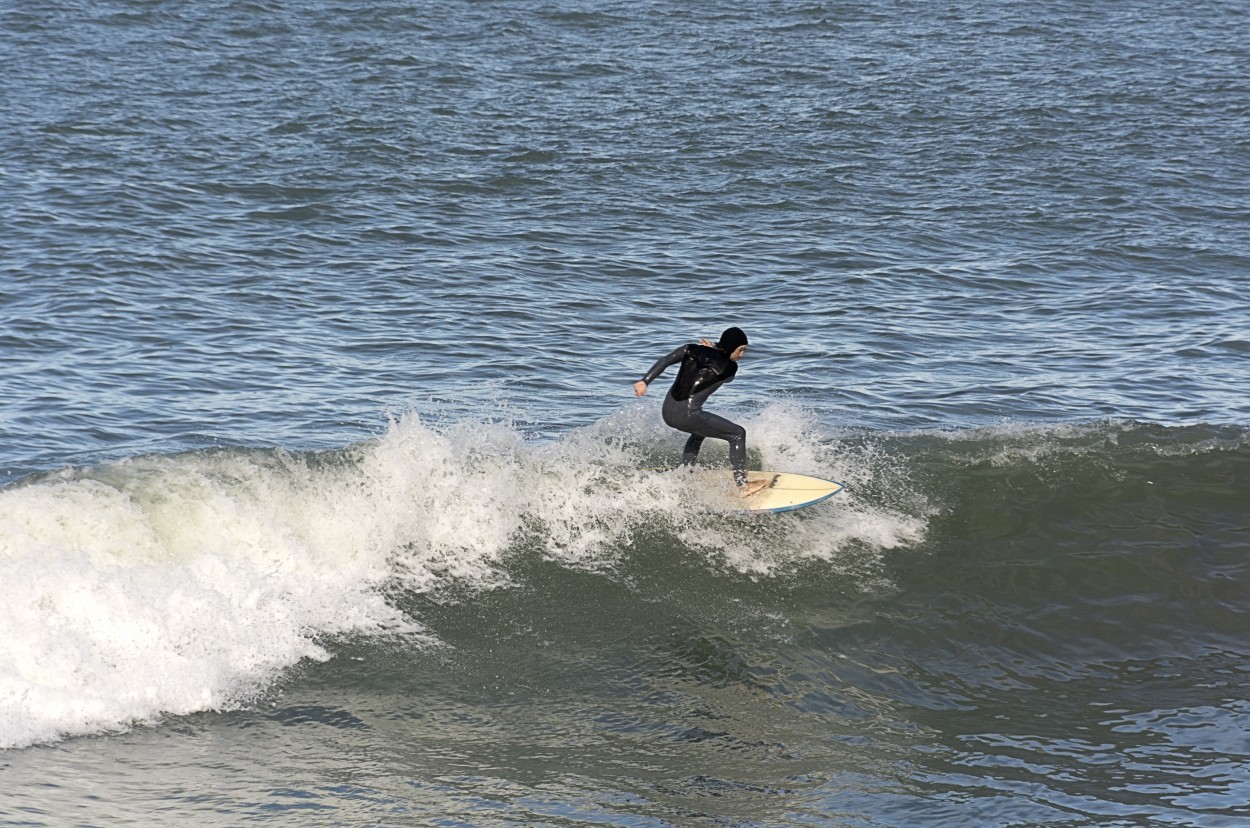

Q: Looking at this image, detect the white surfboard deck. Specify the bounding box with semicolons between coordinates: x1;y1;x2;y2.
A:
698;470;845;514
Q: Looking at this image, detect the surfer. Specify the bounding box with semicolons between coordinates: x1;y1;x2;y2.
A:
633;326;770;497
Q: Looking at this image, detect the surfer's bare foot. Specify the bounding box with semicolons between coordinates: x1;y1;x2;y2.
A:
739;478;771;497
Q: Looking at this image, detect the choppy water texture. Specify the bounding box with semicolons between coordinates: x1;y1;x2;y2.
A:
2;0;1249;825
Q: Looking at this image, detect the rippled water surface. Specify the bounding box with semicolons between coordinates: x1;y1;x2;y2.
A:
2;0;1249;825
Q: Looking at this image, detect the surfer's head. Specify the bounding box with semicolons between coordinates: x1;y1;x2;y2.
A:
716;326;749;360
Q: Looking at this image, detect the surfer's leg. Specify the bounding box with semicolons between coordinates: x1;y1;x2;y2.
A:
664;396;755;487
688;411;748;487
725;425;747;486
681;433;705;465
728;429;747;485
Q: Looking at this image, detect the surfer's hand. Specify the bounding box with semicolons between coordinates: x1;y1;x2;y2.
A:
699;338;713;347
633;381;648;397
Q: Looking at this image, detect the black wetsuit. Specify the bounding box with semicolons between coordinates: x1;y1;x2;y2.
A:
639;343;748;485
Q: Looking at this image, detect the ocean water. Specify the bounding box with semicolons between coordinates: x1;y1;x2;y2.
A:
2;0;1249;825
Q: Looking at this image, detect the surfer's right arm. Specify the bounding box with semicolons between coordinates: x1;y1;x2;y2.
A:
635;344;690;396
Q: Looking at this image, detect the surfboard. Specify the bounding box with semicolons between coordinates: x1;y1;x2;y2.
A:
703;470;845;514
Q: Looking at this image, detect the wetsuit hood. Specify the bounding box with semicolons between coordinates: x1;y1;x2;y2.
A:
716;327;749;353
